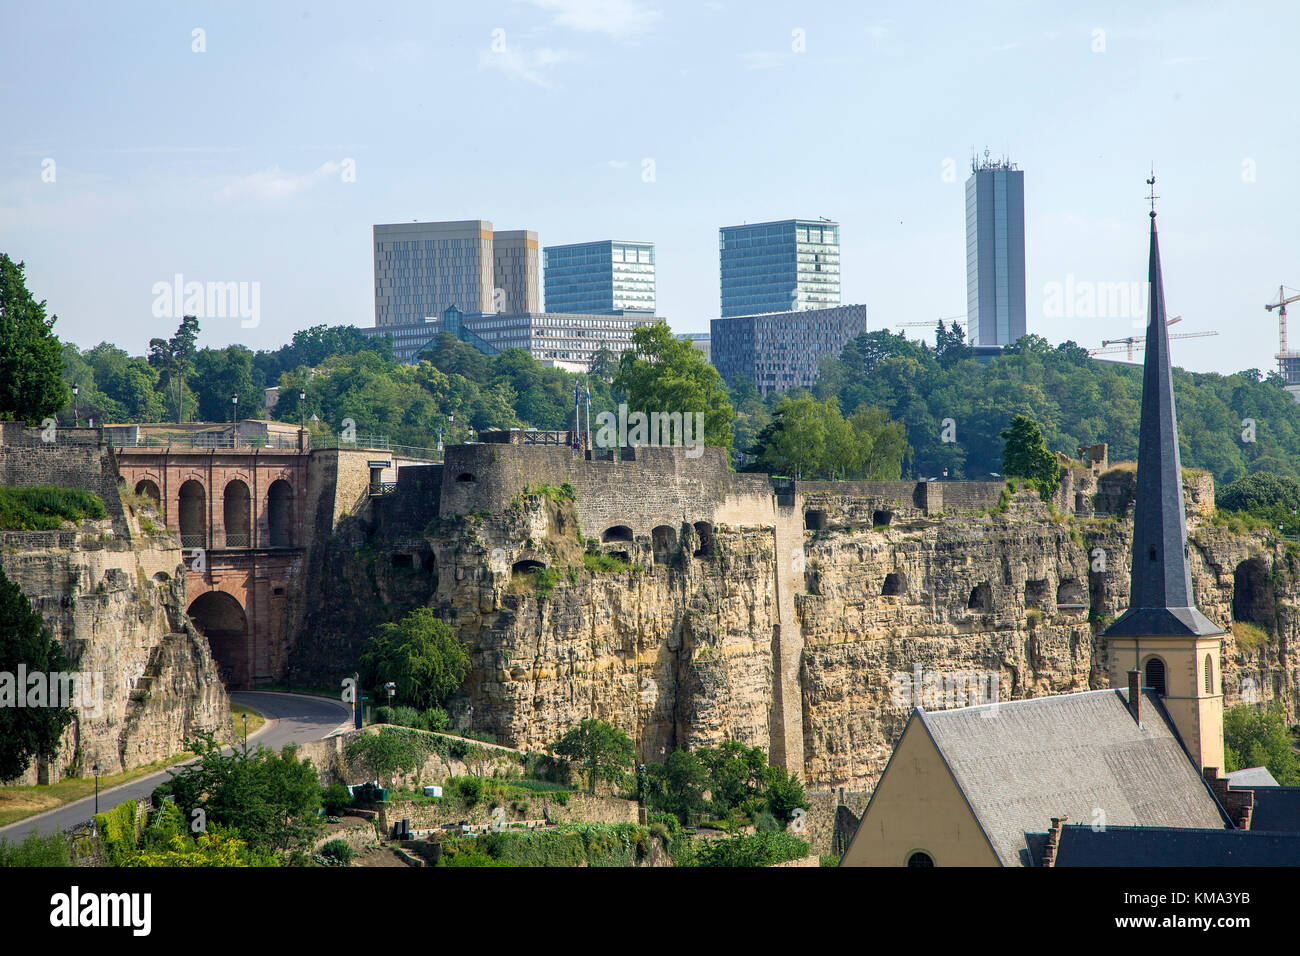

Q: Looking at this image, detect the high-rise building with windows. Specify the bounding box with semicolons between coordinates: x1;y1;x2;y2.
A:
373;219;538;327
719;219;840;318
543;240;655;314
711;303;866;396
965;155;1026;350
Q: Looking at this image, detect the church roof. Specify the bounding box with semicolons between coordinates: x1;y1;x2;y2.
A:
917;688;1229;866
1226;766;1280;788
1248;787;1300;833
1051;824;1300;866
1104;211;1223;639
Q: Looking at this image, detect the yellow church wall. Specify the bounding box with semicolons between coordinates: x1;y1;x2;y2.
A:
840;716;1001;867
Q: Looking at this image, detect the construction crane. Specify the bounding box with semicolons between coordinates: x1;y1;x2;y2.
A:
896;315;965;329
1098;316;1181;361
1090;320;1218;361
1265;285;1300;380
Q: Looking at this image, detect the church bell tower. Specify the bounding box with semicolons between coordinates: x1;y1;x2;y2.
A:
1103;185;1227;773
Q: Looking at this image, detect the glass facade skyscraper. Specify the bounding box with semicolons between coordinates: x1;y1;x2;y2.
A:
719;219;839;318
543;240;655;314
965;157;1026;348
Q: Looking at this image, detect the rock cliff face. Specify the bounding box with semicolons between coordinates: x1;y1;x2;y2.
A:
291;468;1300;793
0;425;230;784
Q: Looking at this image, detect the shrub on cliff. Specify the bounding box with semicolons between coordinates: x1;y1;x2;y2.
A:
1217;472;1300;534
359;607;470;711
0;564;75;780
0;486;107;531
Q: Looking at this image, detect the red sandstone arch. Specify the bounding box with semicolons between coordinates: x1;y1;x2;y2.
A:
178;479;206;548
223;479;251;548
189;590;249;687
134;478;161;510
267;479;294;547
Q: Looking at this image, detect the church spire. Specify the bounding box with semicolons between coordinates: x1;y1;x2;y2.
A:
1104;193;1222;638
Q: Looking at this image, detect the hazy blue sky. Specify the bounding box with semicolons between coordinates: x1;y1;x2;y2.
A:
2;1;1296;374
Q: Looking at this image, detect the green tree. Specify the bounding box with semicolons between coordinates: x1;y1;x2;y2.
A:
148;314;200;423
1224;704;1300;785
764;765;810;824
160;732;322;859
0;565;75;780
552;719;635;794
0;253;68;422
1001;414;1060;499
645;749;709;823
613;322;734;450
358;607;471;711
192;345;262;422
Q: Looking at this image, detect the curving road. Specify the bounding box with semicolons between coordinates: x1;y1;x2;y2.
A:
0;691;351;842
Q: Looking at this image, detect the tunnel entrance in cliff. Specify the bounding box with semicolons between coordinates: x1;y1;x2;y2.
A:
1233;557;1274;629
189;591;250;688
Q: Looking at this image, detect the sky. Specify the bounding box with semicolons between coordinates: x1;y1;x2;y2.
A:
2;0;1297;374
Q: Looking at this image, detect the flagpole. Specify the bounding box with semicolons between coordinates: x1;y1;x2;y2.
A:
585;378;592;459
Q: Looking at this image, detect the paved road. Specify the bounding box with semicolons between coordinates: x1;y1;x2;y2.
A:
0;691;351;841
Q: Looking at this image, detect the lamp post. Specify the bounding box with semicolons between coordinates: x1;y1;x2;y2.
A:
384;681;396;709
231;392;239;427
299;390;307;430
92;761;100;815
242;712;248;752
72;383;79;427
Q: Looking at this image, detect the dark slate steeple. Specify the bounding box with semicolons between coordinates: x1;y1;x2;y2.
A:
1104;202;1223;638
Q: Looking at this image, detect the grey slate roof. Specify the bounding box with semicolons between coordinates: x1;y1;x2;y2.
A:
1226;766;1280;788
918;688;1229;866
1104;214;1223;639
1249;787;1300;833
1053;824;1300;866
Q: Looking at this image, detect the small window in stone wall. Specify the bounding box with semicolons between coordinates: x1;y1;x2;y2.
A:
456;473;476;483
873;510;894;528
968;582;992;611
805;510;827;531
693;522;714;558
882;572;907;596
1204;654;1214;694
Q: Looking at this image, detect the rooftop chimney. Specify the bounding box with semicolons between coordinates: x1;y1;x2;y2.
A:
1041;815;1068;867
1127;670;1142;723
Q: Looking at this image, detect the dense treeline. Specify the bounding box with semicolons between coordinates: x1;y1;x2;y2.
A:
802;325;1300;485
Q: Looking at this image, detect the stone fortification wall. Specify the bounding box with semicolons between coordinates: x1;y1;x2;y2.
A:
0;424;129;535
438;444;772;541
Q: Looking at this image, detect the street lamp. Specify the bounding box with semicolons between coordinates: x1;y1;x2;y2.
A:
299;389;307;430
384;681;396;709
72;383;79;427
231;392;239;426
242;712;248;751
92;761;100;815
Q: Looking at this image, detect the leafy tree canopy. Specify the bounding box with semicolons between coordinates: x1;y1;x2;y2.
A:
359;607;471;711
613;322;734;450
553;718;635;794
0;253;67;422
1001;414;1061;499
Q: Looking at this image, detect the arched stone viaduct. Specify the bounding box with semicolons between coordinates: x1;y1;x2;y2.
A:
115;446;310;689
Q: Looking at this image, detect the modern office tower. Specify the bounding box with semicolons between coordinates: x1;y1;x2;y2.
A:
364;307;660;372
493;230;540;314
372;220;540;326
543;240;656;314
719;219;840;318
711;304;866;396
965;154;1026;350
